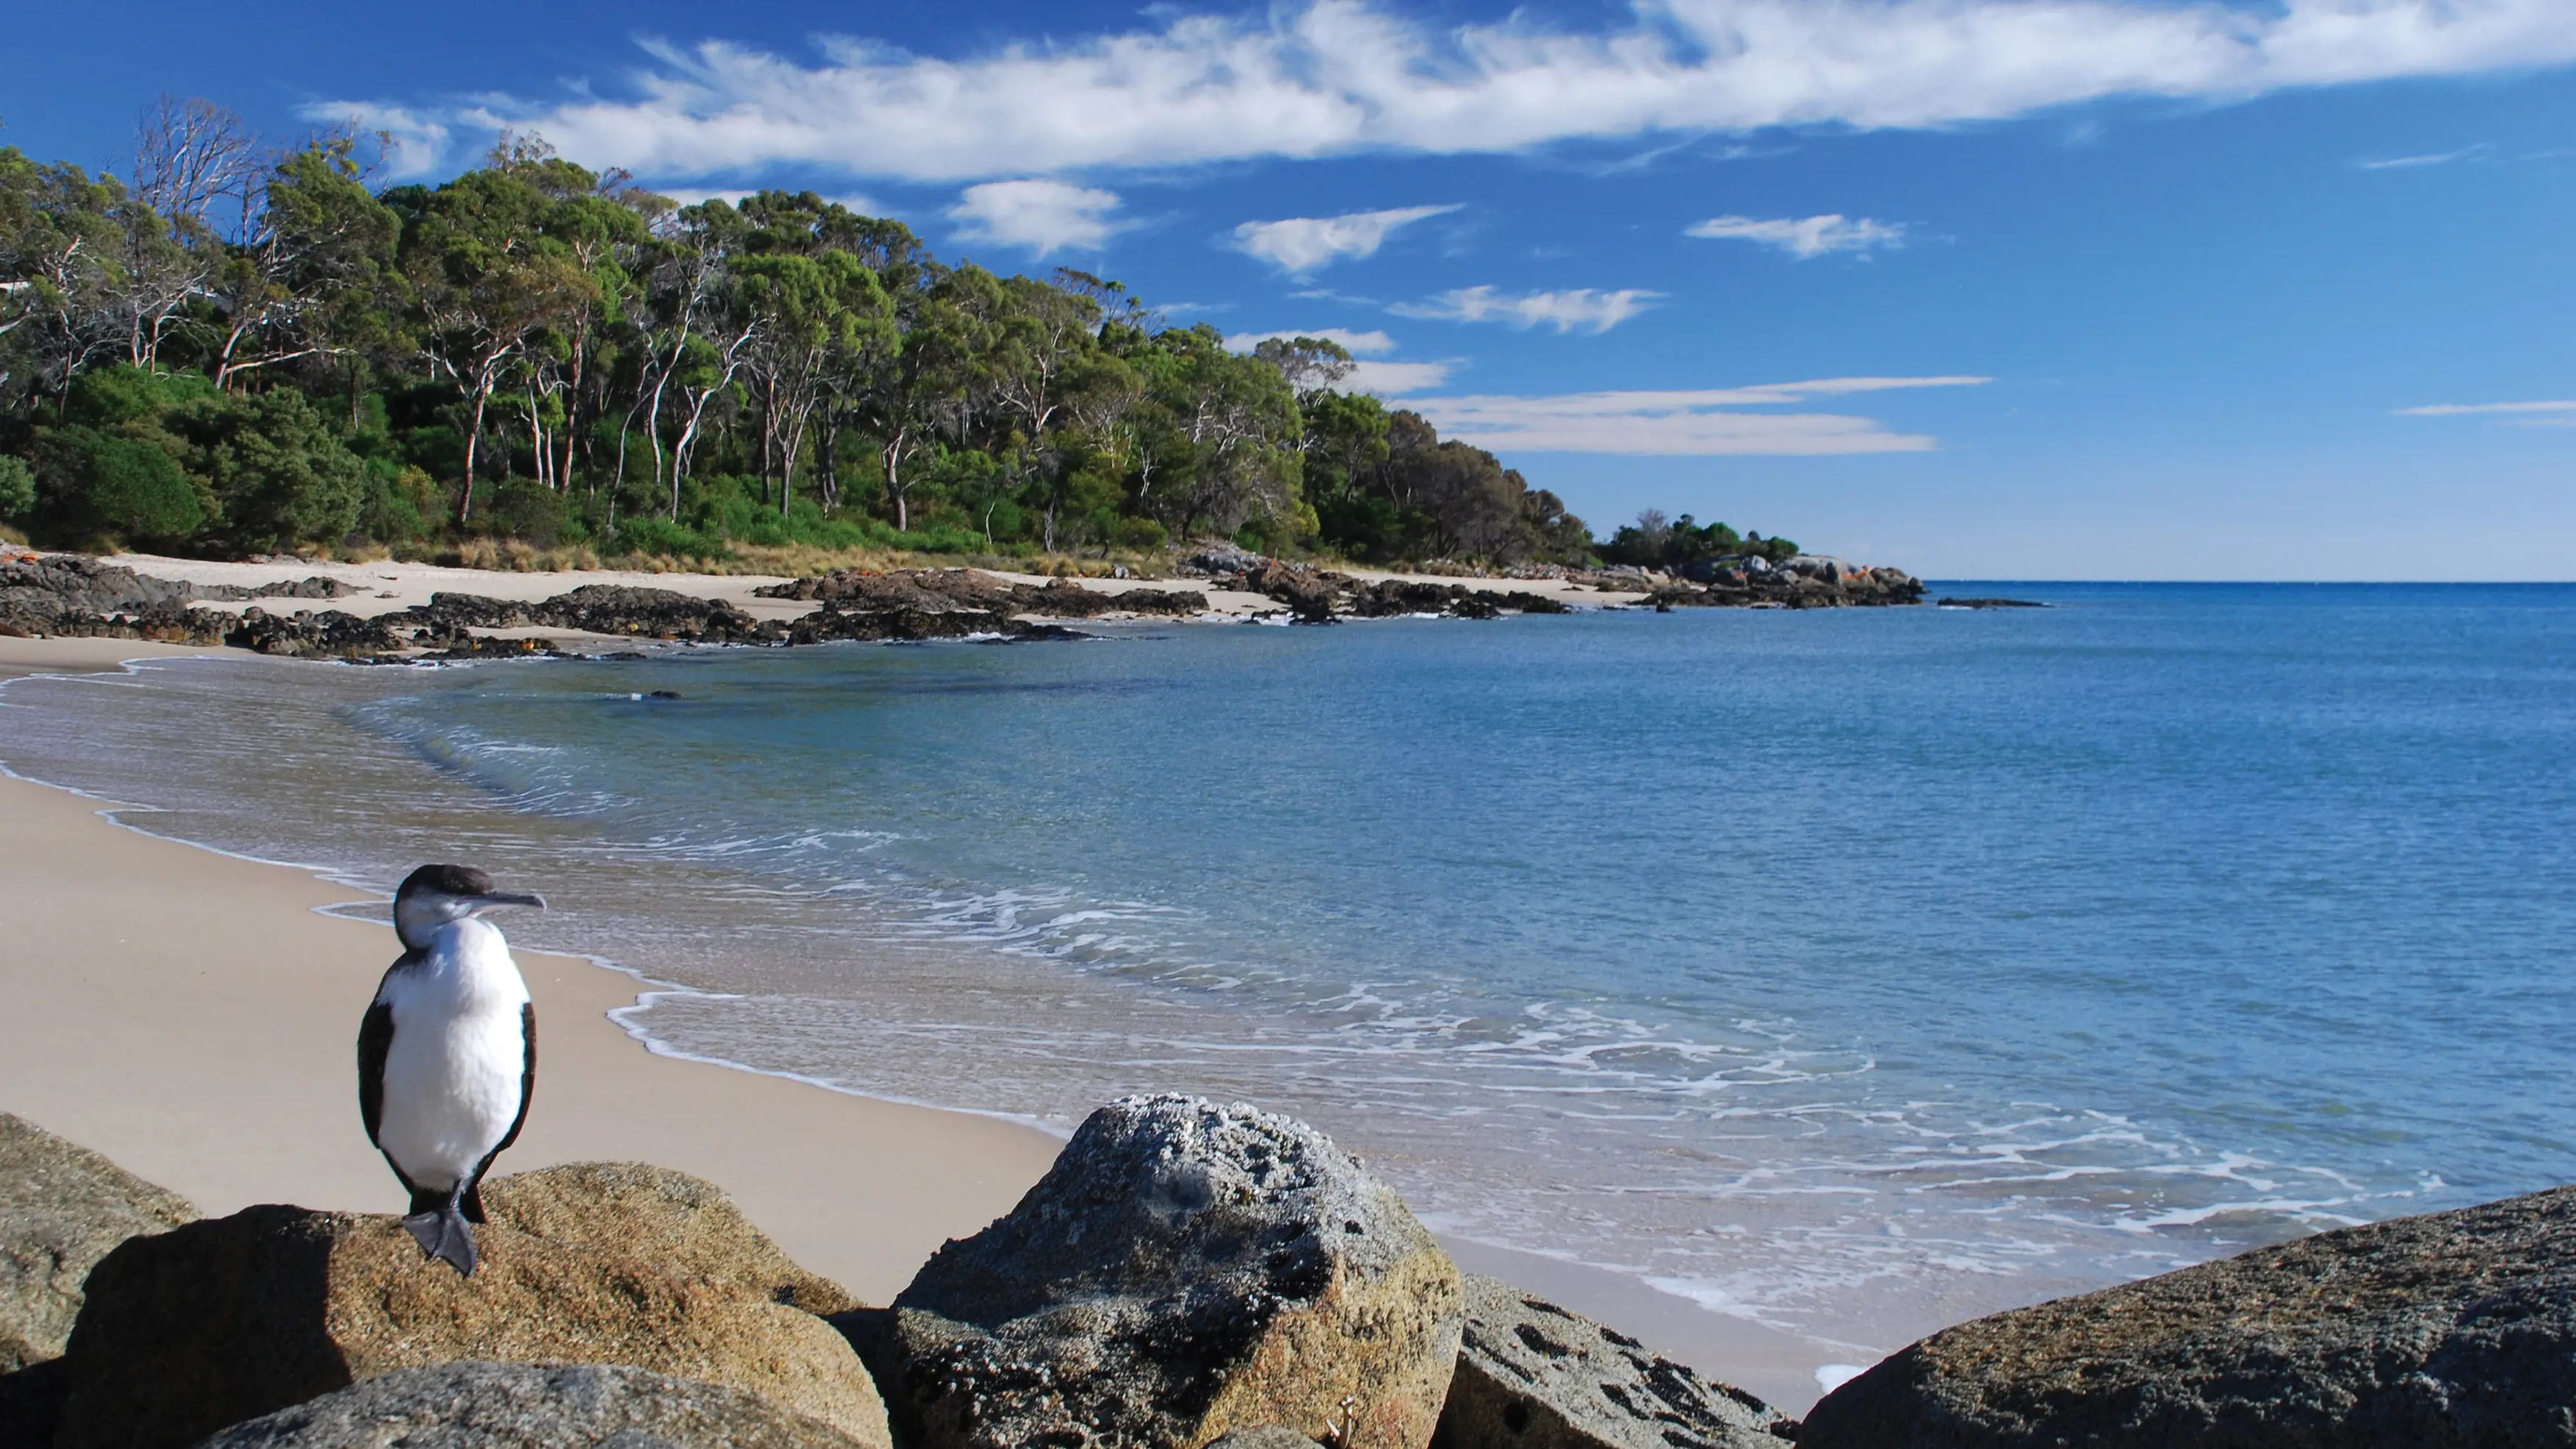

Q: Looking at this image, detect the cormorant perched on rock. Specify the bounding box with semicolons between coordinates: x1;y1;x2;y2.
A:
358;864;543;1276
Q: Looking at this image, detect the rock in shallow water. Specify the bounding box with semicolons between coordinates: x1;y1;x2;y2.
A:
1431;1275;1791;1449
0;1112;197;1372
192;1361;869;1448
882;1094;1464;1449
57;1164;889;1449
1798;1184;2576;1448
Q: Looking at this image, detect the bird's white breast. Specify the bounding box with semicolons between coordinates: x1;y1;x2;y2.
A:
374;918;530;1191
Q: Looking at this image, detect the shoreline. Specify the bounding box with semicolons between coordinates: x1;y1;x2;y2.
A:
0;635;1848;1412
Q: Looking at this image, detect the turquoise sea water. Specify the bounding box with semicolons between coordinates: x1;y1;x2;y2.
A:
6;583;2574;1352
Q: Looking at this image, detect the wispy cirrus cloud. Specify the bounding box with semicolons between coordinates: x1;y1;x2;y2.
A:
946;179;1125;256
1231;205;1458;276
1392;286;1662;334
2358;143;2492;169
319;0;2576;184
1686;214;1908;259
1413;375;1992;455
2395;398;2576;422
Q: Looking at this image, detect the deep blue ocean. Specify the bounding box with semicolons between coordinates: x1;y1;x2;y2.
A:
7;583;2574;1353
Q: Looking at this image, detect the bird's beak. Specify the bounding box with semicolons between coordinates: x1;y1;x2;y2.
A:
466;892;546;916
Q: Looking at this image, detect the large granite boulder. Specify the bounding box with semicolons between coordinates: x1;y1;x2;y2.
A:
0;1112;198;1371
477;1162;858;1316
1431;1276;1791;1448
56;1165;890;1449
1799;1185;2576;1448
882;1094;1464;1449
193;1361;870;1448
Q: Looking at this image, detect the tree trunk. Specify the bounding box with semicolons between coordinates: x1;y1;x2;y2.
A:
460;384;491;523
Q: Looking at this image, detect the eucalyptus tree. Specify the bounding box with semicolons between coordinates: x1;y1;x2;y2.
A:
207;137;401;393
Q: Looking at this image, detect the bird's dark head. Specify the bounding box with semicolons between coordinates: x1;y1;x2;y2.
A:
394;864;546;952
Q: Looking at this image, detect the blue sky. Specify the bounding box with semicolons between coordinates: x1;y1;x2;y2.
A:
4;0;2570;579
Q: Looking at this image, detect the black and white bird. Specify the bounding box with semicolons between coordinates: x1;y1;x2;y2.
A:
358;864;544;1277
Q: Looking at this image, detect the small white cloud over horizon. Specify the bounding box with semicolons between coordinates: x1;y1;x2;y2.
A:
1226;328;1454;392
311;0;2576;183
1412;375;1992;455
946;179;1125;256
1687;214;1907;259
1393;286;1662;333
294;101;450;178
1232;205;1458;275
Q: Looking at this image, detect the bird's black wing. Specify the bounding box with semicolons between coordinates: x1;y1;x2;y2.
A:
358;999;394;1147
460;1002;536;1225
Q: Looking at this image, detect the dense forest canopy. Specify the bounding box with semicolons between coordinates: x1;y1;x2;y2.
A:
0;99;1792;569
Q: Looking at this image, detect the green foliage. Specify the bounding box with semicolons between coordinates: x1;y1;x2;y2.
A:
33;425;204;542
0;111;1812;568
167;389;367;552
1599;510;1798;570
0;455;35;521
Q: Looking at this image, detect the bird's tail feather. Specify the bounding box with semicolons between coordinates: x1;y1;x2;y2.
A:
402;1204;479;1277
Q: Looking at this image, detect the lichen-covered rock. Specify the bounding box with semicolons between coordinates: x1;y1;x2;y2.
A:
1798;1185;2576;1448
1430;1276;1790;1449
886;1094;1464;1449
0;1112;197;1371
477;1162;858;1316
192;1361;870;1448
57;1168;889;1449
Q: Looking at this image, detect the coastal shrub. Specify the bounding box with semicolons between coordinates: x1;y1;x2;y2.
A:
0;455;34;521
32;425;205;543
166;389;367;553
609;515;730;562
482;479;582;549
360;464;441;544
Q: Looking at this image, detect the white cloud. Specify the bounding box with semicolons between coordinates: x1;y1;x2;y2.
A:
1686;214;1908;259
1392;286;1663;333
341;0;2576;183
1231;204;1458;275
2358;144;2490;169
2395;398;2576;418
294;101;450;179
945;179;1125;256
1227;327;1397;355
1411;375;1992;455
1226;328;1453;393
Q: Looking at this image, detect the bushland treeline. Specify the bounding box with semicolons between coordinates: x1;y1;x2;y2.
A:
0;98;1788;570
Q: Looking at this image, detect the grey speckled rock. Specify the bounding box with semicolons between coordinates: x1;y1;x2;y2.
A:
1205;1429;1325;1448
887;1094;1464;1449
192;1362;868;1448
1430;1276;1791;1449
0;1112;196;1370
1800;1185;2576;1448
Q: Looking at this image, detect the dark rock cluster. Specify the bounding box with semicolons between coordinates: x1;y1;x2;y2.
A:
0;557;355;643
1223;560;1573;624
757;567;1206;620
1638;556;1925;610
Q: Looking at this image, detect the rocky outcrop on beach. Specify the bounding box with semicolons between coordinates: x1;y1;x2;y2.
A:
875;1094;1465;1449
1640;557;1924;610
194;1362;874;1449
0;1113;198;1374
1433;1275;1791;1449
1799;1184;2576;1448
0;555;352;643
55;1166;892;1449
222;607;405;657
757;566;1207;621
1220;560;1573;623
